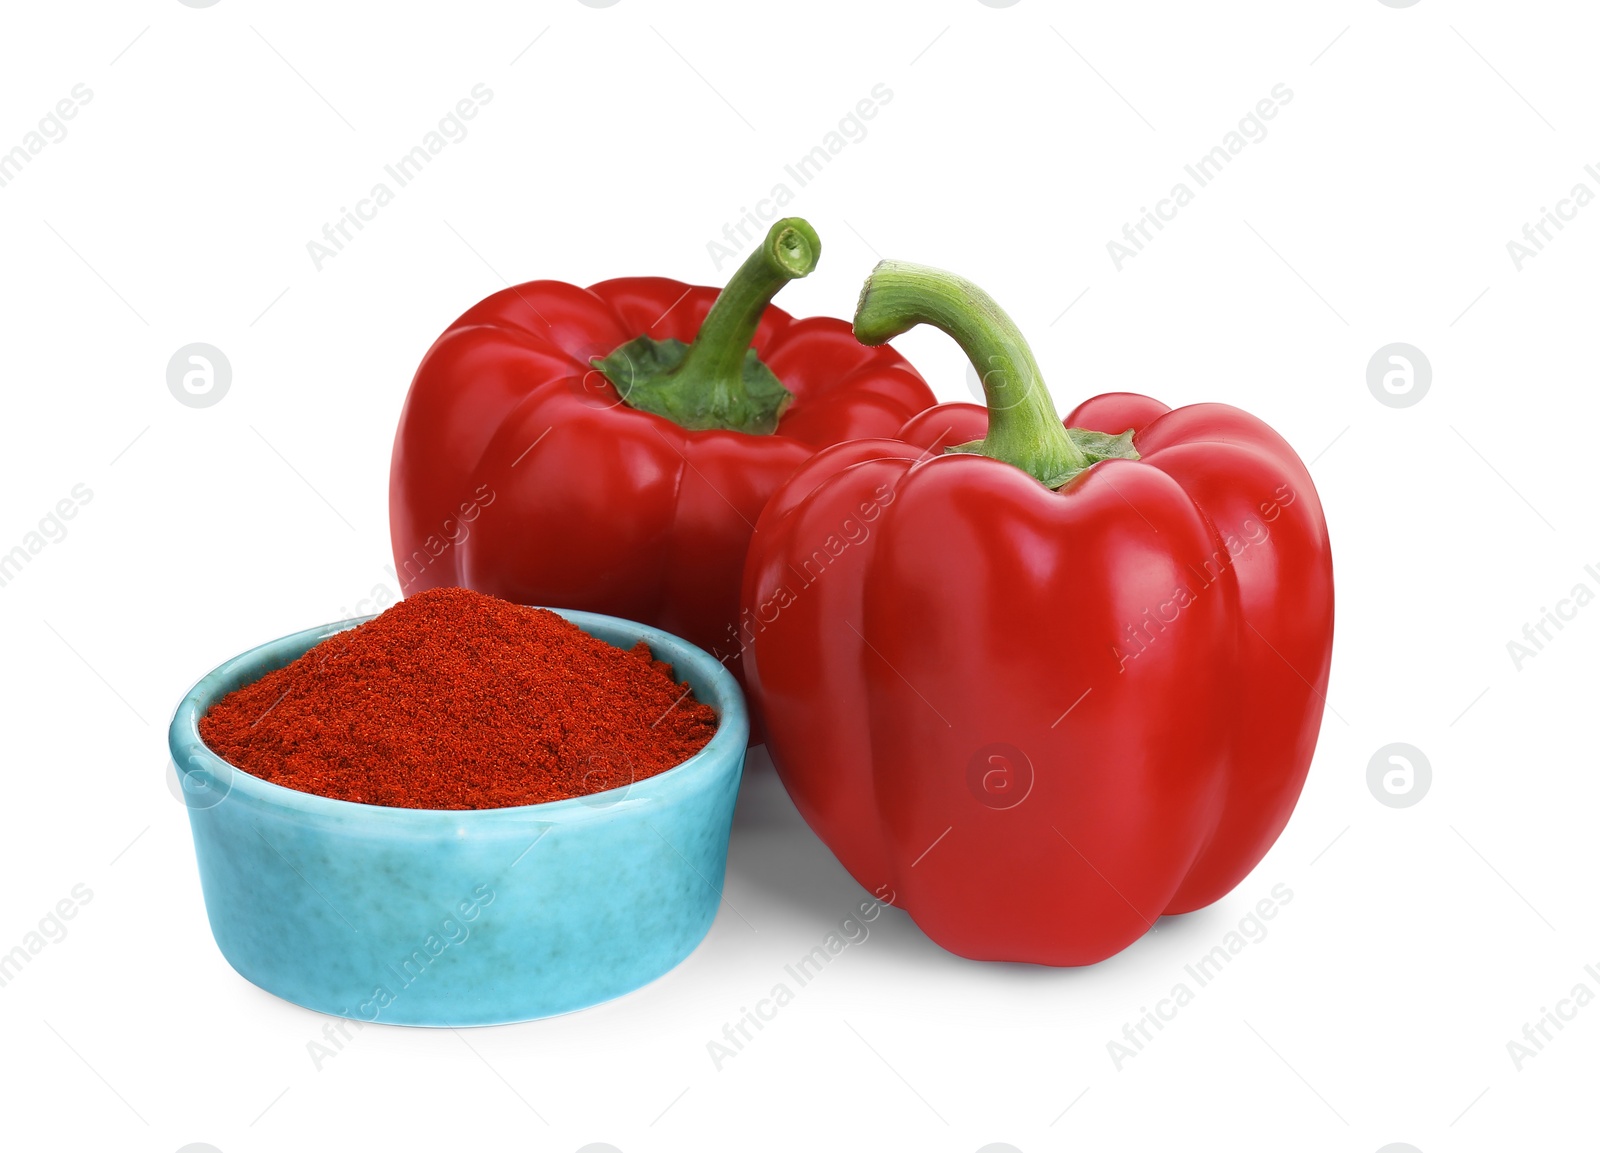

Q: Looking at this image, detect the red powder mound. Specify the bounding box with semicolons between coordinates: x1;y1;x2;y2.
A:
199;587;719;809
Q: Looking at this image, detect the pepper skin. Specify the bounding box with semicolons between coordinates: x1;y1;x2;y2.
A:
741;262;1334;965
389;221;934;693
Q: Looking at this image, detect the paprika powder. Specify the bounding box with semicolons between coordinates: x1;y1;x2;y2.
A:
199;587;719;809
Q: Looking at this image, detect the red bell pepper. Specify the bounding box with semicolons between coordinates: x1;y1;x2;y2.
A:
389;220;934;693
741;261;1334;965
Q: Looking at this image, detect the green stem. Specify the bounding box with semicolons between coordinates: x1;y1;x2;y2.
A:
854;261;1089;488
594;219;820;435
676;218;819;407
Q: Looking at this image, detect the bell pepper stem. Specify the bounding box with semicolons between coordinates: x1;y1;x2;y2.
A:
675;218;820;409
853;261;1090;487
594;218;818;435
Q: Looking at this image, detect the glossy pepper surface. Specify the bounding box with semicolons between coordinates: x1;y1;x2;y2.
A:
389;220;934;687
741;262;1335;965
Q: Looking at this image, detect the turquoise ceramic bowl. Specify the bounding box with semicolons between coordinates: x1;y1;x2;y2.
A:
169;608;747;1027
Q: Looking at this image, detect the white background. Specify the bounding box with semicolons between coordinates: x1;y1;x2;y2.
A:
1;1;1595;1150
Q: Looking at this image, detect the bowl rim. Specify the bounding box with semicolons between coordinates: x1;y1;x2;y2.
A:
167;605;749;825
